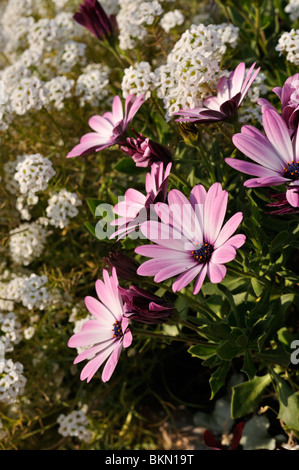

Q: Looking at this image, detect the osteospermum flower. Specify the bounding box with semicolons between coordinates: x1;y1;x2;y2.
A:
66;94;145;158
73;0;118;42
135;183;245;294
258;73;299;135
174;62;260;123
226;108;299;207
68;268;132;383
110;162;172;239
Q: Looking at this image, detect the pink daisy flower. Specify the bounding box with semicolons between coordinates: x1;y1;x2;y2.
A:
135;183;246;294
174;62;260;123
110;162;172;239
66;94;145;158
258;73;299;136
68;268;132;383
226;107;299;208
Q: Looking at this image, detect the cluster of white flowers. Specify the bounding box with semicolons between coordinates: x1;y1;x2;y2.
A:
0;3;111;126
160;10;184;33
20;274;52;310
9;222;48;266
57;409;92;443
0;272;27;311
40;76;75;111
100;0;120;15
276;29;299;65
75;64;111;107
0;359;27;404
239;69;267;125
117;0;164;50
154;22;239;119
14;153;56;195
0;312;22;353
285;0;299;22
45;189;82;229
121;62;155;100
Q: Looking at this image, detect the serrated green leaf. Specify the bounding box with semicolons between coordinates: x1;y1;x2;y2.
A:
241;350;256;380
188;343;218;360
271;371;299;432
209;361;230;400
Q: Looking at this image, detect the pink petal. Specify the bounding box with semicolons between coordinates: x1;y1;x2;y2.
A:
211;244;237;264
112;95;124;124
68;328;113;348
84;296;115;324
88;115;114;135
262;108;294;164
172;264;203;292
207;263;227;284
101;340;123;382
80;342;116;382
225;234;246;249
122;328;133;348
214;212;243;249
193;264;208;294
140;221;193;251
286;188;299;207
228;62;245;98
154;261;196;283
225;157;279;178
203;184;228;244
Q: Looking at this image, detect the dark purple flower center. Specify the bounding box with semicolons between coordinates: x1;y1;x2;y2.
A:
283;161;299;181
192;243;214;264
112;320;123;338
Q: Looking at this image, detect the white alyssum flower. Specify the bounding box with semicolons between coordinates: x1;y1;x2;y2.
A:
23;326;35;340
58;40;87;73
20;273;51;310
0;312;22;352
14;153;56;195
45;189;82;229
121;61;155;100
153;23;239;120
276;29;299;65
117;0;163;50
285;0;299;22
100;0;119;15
9;76;44;116
40;76;75;110
9;222;48;266
0;359;27;404
57;409;92;443
75;64;110;107
160;10;184;33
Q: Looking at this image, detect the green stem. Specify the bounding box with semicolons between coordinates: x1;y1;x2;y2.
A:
132;327;206;345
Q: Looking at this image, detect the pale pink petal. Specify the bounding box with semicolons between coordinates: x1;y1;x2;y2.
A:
211;244;237;264
140;221;193;251
154;261;196;283
193;264;208;294
88;115;114;135
80;342;116;382
262;108;294;164
102;341;123;382
224;234;246;249
122;328;133;348
112;95;124;124
207;263;227;283
228;62;245;98
286;188;299;207
68;328;113;348
84;296;115;324
172;264;203;292
214;212;243;249
203;184;228;244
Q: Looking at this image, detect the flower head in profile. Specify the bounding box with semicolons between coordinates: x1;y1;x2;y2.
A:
103;250;140;281
110;162;172;239
226;107;299;208
121;131;172;168
119;285;174;324
68;268;132;383
73;0;118;42
135;183;245;294
66;94;145;158
258;73;299;136
174;62;260;124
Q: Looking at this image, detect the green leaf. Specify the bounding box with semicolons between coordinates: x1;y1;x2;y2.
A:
269;230;289;253
113;157;145;175
188;343;218;360
255;344;290;367
241;351;256;380
216;339;243;361
271;371;299;432
251;278;263;297
209;361;230;399
231;374;272;419
83;221;97;239
86;198;104;217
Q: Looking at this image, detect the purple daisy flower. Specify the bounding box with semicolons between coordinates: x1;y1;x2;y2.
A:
120;131;172;168
66;94;145;158
258;73;299;136
226;107;299;208
73;0;118;42
135;183;246;294
110;162;172;240
68;268;132;383
174;62;260;124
